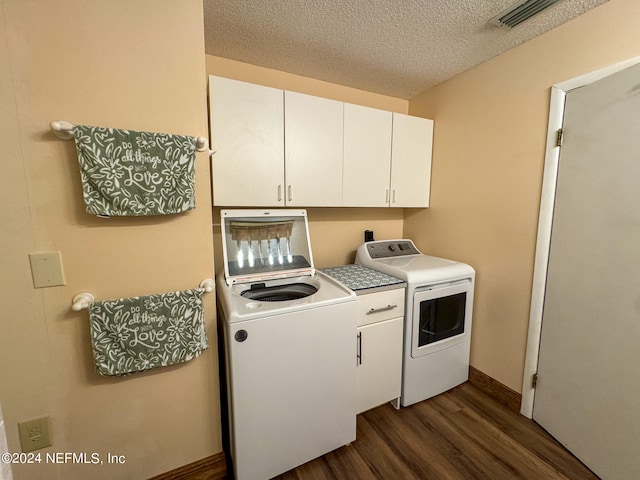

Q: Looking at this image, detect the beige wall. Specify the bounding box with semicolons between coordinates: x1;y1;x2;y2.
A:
214;207;406;276
0;1;220;479
4;3;632;476
207;56;408;273
206;55;409;113
405;0;640;392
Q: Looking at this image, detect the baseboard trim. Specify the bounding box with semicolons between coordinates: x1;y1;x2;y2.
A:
149;451;226;480
468;366;522;413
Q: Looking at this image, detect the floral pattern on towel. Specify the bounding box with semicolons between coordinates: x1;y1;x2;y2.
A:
73;125;197;216
89;289;208;376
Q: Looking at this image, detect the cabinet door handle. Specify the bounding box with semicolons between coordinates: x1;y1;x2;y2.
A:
277;185;282;202
392;189;397;203
385;189;389;203
357;331;362;365
367;304;398;315
287;185;293;202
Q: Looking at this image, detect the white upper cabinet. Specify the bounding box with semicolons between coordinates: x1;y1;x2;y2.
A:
284;91;344;207
343;104;393;207
390;113;434;208
209;76;285;206
344;108;433;208
208;76;433;208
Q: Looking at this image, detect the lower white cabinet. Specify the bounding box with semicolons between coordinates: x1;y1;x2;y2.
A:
356;288;404;414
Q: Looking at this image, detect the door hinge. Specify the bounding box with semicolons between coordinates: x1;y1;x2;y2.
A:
532;373;538;388
556;128;564;147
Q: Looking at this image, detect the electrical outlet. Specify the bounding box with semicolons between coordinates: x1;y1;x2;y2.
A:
18;416;52;452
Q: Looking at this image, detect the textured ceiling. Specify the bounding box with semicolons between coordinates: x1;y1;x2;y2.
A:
203;0;608;99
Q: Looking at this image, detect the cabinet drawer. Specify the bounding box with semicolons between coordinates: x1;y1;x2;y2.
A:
357;288;405;327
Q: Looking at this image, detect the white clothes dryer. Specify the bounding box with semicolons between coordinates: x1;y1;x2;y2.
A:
356;239;475;407
217;209;357;480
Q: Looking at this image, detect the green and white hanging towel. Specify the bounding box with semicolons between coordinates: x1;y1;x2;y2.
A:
89;288;208;376
73;125;197;216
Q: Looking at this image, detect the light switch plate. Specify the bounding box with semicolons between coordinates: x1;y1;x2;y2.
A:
18;416;52;452
29;252;66;288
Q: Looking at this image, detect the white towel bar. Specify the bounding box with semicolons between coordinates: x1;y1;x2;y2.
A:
50;120;209;152
71;278;215;311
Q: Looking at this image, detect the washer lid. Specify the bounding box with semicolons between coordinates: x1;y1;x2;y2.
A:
221;209;315;285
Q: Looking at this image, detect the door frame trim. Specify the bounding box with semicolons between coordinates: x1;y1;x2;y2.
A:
520;55;640;418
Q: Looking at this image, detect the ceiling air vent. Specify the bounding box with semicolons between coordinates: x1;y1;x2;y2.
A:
489;0;562;28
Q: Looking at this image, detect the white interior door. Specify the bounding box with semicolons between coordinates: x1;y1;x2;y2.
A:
533;62;640;479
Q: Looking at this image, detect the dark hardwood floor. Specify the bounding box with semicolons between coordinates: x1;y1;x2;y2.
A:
274;383;598;480
185;382;598;480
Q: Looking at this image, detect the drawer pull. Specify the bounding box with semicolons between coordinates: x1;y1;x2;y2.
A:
367;304;398;315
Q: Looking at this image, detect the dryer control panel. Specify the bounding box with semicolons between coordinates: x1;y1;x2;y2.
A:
364;240;421;259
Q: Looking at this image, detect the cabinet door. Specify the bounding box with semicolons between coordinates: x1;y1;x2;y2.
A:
284;91;343;206
209;76;285;206
357;317;403;414
390;113;434;208
343;104;392;207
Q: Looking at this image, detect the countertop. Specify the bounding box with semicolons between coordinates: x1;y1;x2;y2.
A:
320;264;406;295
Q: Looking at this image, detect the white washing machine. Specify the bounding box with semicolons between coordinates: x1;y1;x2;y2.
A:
217;209;357;480
356;239;475;407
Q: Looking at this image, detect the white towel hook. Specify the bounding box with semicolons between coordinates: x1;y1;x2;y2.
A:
195;137;209;152
50;120;75;140
200;278;215;293
50;120;209;152
71;292;95;311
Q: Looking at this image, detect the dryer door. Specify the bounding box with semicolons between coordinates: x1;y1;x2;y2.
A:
411;279;472;358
